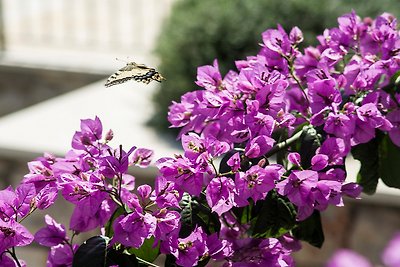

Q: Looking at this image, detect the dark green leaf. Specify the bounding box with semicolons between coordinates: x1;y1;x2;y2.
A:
250;192;296;238
299;125;322;169
179;193;197;237
292;210;324;248
72;236;110;267
128;237;160;263
104;206;126;237
105;248;139;267
219;149;238;175
379;135;400;189
351;138;380;194
390;70;400;88
231;201;253;225
179;193;220;237
165;254;178;267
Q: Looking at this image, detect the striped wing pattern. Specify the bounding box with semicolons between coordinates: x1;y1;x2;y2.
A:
105;62;165;87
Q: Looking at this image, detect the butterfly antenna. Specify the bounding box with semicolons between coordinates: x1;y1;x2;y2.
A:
115;57;128;63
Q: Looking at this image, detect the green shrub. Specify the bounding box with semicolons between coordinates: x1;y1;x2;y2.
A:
150;0;400;133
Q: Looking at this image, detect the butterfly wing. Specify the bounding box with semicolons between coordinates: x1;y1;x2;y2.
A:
105;62;165;87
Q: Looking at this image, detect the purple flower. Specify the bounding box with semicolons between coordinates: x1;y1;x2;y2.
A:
313;180;343;211
130;148;154;168
47;243;78;267
72;117;103;150
0;186;18;220
382;232;400;267
69;192;115;232
387;110;400;147
288;152;301;166
151;176;182;209
15;183;36;217
289;26;304;45
245;112;275;137
324;113;355;139
226;237;294;266
227;152;241;172
235;165;279;204
317;137;349;166
153;208;180;243
22;158;57;193
258;238;295;267
164;226;207;267
99;146;136;178
206;233;232;260
276;170;318;208
0;255;26;267
206;176;236;216
255;78;288;117
168;91;202;130
182;133;230;163
0;218;34;252
34;184;58;210
356;103;392;130
262;25;292;55
308;78;342;113
341;183;362;199
245;135;275;158
137;184;152;205
112;211;156;248
351;120;377;145
311;154;329;171
156;156;204;196
195;59;223;91
325;249;372;267
34;215;67;247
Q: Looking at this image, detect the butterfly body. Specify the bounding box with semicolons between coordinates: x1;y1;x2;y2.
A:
105;62;165;87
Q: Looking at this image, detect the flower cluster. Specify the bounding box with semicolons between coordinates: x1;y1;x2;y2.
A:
1;11;400;267
166;11;400;265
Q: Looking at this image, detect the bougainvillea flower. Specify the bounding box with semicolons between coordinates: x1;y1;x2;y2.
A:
276;170;318;207
34;215;67;247
206;176;236;215
0;218;34;252
112;211;156;248
245;135;275;158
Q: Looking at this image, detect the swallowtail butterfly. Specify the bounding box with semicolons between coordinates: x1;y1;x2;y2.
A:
105;62;165;87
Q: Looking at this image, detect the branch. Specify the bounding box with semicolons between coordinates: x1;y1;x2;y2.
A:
265;129;304;158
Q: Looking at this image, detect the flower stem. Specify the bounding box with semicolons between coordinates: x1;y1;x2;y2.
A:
7;247;22;267
137;257;160;267
265;129;304;158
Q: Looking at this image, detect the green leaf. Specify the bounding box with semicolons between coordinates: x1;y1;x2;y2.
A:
231;200;254;225
104;206;126;237
351;138;380;194
128;237;160;263
179;193;221;237
379;135;400;189
390;70;400;87
250;192;296;238
72;235;110;267
292;210;324;248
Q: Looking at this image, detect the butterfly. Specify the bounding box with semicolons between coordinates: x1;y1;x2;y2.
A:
105;62;165;87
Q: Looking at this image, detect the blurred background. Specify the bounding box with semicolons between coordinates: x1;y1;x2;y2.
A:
0;0;399;266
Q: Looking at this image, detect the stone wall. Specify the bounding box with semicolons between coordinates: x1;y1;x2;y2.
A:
0;64;106;116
